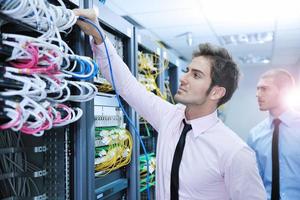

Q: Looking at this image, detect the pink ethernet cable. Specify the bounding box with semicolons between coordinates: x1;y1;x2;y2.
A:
20;117;51;134
20;111;51;134
53;104;72;125
20;125;43;135
10;44;39;69
10;43;61;75
0;107;21;130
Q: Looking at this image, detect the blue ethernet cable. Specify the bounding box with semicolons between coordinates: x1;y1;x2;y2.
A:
70;57;98;80
78;16;151;200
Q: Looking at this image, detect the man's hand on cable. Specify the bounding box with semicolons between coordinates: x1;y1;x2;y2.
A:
73;9;103;45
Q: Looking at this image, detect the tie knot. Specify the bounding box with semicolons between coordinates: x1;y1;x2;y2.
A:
182;119;192;130
273;118;281;127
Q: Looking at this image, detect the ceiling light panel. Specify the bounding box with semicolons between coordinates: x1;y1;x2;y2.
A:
238;54;270;64
219;32;274;45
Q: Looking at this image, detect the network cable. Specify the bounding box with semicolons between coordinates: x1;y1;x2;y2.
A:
77;16;151;200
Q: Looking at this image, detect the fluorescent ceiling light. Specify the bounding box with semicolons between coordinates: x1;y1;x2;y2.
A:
238;54;270;64
220;32;273;45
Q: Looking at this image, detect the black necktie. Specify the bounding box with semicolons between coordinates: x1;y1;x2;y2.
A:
271;118;281;200
170;119;192;200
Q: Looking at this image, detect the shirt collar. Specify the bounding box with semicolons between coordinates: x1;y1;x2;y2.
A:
185;110;219;138
268;109;297;128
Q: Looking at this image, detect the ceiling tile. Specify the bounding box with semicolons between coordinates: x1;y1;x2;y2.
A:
276;1;300;30
277;15;300;30
165;36;220;60
212;23;275;36
272;53;300;66
149;25;214;40
106;0;300;68
274;29;300;66
131;8;206;28
109;0;200;14
275;29;300;49
225;43;273;55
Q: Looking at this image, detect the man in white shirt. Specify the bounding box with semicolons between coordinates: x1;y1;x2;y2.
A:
248;69;300;200
74;9;266;200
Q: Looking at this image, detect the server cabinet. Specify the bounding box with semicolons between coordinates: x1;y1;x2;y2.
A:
0;0;91;200
89;3;139;200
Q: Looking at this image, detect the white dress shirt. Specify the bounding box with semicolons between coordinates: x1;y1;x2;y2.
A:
92;38;267;200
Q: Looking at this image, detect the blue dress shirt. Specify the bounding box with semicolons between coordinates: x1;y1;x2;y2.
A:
248;109;300;200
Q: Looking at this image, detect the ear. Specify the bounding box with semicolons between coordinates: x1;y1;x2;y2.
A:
210;86;226;100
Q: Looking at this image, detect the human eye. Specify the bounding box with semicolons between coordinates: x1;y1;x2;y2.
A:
260;87;267;92
193;72;202;79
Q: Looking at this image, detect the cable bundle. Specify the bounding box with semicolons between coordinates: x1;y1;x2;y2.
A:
0;33;99;135
1;33;98;98
138;52;167;99
2;33;98;80
140;153;156;192
78;16;153;199
0;96;83;136
94;128;132;176
0;0;77;38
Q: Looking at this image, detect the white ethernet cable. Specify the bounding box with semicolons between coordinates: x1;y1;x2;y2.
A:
2;34;98;81
21;97;53;129
53;106;83;127
2;33;65;69
1;0;52;34
0;70;44;98
0;0;77;37
38;74;69;103
67;80;98;102
51;79;71;103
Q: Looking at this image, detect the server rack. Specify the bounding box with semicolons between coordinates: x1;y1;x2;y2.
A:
90;3;139;200
135;30;188;200
0;1;186;199
163;49;187;103
135;30;163;200
0;0;90;200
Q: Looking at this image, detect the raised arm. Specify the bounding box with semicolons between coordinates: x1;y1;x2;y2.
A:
73;9;176;131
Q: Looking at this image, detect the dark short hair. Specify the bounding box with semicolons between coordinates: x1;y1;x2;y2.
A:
193;43;240;107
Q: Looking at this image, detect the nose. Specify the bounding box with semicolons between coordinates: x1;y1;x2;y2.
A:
256;89;261;98
179;73;188;85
